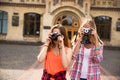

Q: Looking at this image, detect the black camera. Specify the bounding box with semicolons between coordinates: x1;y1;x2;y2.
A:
81;28;92;44
49;32;61;41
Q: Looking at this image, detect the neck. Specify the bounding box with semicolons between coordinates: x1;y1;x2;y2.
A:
84;44;92;49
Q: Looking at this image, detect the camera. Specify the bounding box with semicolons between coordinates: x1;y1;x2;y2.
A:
49;32;62;41
81;28;92;44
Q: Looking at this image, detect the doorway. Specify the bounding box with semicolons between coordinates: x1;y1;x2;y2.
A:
54;13;80;46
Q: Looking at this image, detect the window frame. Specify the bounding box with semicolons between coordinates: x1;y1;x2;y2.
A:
0;11;8;35
23;13;40;37
94;16;112;41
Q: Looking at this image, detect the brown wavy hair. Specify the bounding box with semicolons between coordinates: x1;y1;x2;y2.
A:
46;24;69;50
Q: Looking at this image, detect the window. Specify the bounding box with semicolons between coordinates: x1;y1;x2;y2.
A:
12;16;19;26
0;11;8;34
20;0;24;2
116;18;120;31
94;16;112;41
37;0;39;2
56;14;79;27
91;0;95;5
9;0;12;2
97;1;100;5
53;0;59;5
108;1;112;6
78;0;83;7
41;0;46;3
24;13;40;36
102;2;106;5
55;13;80;41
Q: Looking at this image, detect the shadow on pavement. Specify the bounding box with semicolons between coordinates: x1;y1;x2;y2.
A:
0;44;120;80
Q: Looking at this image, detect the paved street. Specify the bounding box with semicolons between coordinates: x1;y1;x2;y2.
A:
0;43;120;80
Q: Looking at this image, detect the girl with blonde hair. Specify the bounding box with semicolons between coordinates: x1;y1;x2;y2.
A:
69;18;104;80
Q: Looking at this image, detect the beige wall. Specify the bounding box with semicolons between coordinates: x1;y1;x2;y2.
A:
0;1;120;47
0;6;45;42
42;5;86;42
91;9;120;46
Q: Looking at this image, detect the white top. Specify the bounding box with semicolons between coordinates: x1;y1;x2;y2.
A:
81;47;91;78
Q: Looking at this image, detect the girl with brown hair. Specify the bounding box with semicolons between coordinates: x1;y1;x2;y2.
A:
37;24;73;80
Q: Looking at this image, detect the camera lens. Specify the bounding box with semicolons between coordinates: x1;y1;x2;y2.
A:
50;32;61;41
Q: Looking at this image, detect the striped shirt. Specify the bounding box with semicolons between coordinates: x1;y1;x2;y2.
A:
69;44;104;80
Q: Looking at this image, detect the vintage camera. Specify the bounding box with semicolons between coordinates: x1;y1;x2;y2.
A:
49;32;61;41
81;28;92;44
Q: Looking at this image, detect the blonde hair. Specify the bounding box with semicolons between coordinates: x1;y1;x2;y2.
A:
73;18;104;45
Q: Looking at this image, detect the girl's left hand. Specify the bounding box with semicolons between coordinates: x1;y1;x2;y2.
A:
58;35;64;43
91;28;97;38
58;35;64;48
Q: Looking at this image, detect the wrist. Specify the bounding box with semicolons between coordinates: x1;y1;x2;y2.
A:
94;47;100;51
44;43;49;47
58;45;63;49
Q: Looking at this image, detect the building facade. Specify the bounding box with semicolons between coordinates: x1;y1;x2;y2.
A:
0;0;120;47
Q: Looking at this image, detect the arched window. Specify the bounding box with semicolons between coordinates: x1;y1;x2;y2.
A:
0;11;8;34
55;14;79;27
55;14;80;40
24;13;40;36
94;16;112;41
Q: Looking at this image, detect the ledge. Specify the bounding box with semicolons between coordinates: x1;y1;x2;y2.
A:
0;40;44;46
104;46;120;50
0;2;46;8
0;40;120;50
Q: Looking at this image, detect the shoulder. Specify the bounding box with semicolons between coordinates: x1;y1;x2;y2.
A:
65;47;72;53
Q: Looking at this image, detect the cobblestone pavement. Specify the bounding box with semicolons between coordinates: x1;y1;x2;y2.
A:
0;44;120;80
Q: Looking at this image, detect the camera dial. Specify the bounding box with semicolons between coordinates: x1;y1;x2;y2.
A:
82;28;92;34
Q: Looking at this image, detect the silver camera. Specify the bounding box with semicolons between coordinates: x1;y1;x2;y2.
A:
82;28;92;34
81;28;92;44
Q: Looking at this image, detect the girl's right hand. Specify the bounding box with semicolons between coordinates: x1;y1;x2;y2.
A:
78;27;84;37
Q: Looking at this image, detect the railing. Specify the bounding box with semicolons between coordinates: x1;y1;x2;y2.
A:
61;0;75;2
53;0;83;7
0;0;46;4
91;0;120;8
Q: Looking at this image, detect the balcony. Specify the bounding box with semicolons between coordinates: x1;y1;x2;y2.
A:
52;0;83;7
48;0;85;14
91;0;120;9
0;0;46;7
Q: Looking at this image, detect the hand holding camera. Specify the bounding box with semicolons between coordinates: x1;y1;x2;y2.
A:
49;32;64;49
49;32;62;41
80;27;92;44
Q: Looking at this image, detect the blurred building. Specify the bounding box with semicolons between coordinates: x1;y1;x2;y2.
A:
0;0;120;47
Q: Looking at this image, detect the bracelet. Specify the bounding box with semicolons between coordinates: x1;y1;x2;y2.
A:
44;44;49;47
94;47;100;51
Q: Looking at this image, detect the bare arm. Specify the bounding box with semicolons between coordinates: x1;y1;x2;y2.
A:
72;28;83;54
60;43;73;68
92;29;101;55
37;38;51;62
92;29;104;63
72;37;82;54
58;36;73;68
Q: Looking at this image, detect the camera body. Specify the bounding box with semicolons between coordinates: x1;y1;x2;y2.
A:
49;32;61;41
81;28;92;44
